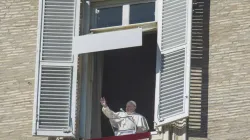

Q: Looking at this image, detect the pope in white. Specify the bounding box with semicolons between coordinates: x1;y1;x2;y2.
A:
100;97;149;136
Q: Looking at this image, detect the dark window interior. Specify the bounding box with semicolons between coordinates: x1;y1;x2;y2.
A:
96;6;123;28
95;2;155;29
101;32;157;137
130;2;155;24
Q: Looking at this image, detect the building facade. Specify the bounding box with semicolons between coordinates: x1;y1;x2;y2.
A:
0;0;250;140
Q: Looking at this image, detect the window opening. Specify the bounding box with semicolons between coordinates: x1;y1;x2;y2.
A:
89;32;157;138
130;2;155;24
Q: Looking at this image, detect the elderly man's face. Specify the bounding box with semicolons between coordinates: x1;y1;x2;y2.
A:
126;102;136;113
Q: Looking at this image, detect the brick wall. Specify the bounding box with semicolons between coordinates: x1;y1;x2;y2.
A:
189;0;250;140
0;0;46;139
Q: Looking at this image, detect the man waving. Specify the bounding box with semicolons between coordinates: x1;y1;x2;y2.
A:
100;97;149;136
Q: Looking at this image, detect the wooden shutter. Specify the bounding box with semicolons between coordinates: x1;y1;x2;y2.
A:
32;0;80;137
154;0;192;126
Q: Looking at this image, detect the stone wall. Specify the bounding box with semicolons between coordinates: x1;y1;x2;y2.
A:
189;0;250;140
0;0;46;139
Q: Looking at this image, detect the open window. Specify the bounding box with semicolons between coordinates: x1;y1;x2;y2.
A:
32;0;192;139
74;0;192;139
76;0;158;138
98;32;157;138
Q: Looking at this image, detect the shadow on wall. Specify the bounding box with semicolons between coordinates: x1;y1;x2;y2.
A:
187;0;210;138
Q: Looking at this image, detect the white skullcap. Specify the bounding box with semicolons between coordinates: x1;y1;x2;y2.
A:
127;100;137;107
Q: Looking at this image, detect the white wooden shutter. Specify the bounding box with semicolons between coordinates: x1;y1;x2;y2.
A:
154;0;192;126
32;0;80;137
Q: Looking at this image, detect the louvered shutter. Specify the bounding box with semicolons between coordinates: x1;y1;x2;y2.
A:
32;0;80;137
154;0;192;126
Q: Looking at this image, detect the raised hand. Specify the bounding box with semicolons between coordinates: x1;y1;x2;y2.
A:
100;97;107;107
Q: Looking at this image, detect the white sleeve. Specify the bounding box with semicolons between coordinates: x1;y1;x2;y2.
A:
102;106;119;119
102;107;122;128
136;116;149;133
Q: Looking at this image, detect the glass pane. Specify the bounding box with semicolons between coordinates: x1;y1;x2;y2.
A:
96;6;123;28
130;2;155;24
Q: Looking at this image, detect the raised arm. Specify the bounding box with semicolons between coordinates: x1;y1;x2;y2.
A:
100;97;119;119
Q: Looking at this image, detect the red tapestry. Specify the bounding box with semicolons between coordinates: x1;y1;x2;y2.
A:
88;132;151;140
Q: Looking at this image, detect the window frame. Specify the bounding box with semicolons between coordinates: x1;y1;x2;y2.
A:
79;1;160;138
77;0;193;138
90;0;157;29
80;0;192;137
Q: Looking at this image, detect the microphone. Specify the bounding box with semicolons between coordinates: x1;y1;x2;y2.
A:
120;108;125;112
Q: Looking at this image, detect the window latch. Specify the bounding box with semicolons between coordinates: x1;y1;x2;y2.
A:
95;9;100;14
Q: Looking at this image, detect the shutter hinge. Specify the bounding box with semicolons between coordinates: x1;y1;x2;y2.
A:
157;104;164;122
63;117;73;133
153;121;161;133
95;9;100;14
63;127;72;133
86;0;90;5
33;114;39;135
36;114;39;123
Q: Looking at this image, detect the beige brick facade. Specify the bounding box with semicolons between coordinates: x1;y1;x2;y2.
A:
0;0;250;140
188;0;250;140
0;0;46;139
207;0;250;139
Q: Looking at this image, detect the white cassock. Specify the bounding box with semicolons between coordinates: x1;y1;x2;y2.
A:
102;107;149;136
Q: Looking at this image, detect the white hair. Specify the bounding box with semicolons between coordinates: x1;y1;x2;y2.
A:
127;100;136;107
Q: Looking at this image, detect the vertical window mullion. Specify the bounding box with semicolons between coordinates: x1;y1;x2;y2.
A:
155;0;158;21
122;4;130;25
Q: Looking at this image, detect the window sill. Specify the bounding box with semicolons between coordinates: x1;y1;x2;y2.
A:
90;21;157;34
150;131;158;135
